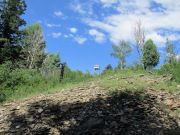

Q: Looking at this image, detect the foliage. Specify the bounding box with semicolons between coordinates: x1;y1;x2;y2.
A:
102;64;113;74
22;23;46;69
0;61;92;102
63;65;92;82
0;0;26;63
128;61;144;71
0;61;45;101
142;39;159;70
99;69;178;94
159;61;180;83
111;40;132;70
105;64;113;70
42;53;60;69
0;0;26;43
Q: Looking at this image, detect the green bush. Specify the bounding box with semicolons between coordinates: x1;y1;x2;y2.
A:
63;68;92;82
128;61;144;71
0;62;92;102
159;61;180;83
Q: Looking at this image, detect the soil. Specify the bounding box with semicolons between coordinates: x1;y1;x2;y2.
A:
0;81;180;135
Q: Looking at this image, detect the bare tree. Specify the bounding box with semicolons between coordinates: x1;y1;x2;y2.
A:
134;20;145;58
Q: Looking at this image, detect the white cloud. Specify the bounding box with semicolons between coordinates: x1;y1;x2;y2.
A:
83;0;180;47
52;32;61;38
70;27;77;33
64;35;69;38
74;36;87;44
71;2;86;14
70;1;93;15
100;0;118;7
46;23;61;28
54;11;63;17
89;29;105;43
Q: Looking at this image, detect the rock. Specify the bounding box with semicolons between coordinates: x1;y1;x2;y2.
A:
0;130;5;135
97;111;103;116
139;74;145;77
15;125;20;129
120;117;128;124
149;123;157;128
49;128;59;135
16;106;20;110
81;118;104;129
108;76;116;80
164;99;174;106
37;108;43;113
171;103;180;110
28;117;34;122
103;128;112;135
111;121;118;128
61;106;69;112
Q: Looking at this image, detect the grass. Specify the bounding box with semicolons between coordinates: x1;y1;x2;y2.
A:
2;78;94;103
2;69;179;103
98;69;180;116
98;69;180;93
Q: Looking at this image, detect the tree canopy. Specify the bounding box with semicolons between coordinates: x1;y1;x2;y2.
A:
142;39;159;70
111;40;132;70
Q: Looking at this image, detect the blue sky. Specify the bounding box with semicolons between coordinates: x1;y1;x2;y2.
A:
23;0;180;73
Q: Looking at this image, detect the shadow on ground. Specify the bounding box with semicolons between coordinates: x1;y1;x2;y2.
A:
6;90;180;135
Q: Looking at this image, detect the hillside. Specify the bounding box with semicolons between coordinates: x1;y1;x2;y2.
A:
0;71;180;135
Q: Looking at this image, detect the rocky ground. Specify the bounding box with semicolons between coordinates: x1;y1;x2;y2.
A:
0;81;180;135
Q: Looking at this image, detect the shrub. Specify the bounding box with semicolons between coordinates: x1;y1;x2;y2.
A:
128;61;144;71
159;61;180;83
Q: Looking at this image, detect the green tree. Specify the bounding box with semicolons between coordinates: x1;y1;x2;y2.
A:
111;40;132;70
102;64;113;74
0;0;26;44
105;64;113;71
165;38;175;64
0;0;7;38
22;23;46;69
0;0;26;63
42;53;60;70
142;39;159;70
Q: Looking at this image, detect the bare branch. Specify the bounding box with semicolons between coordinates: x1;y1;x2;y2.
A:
134;20;145;57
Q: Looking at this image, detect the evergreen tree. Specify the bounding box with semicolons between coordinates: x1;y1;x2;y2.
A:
142;39;159;70
1;0;26;44
0;0;26;63
0;0;6;38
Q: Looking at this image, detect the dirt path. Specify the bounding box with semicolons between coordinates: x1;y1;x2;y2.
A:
0;81;180;135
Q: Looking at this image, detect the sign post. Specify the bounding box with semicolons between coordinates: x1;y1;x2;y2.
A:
60;62;66;82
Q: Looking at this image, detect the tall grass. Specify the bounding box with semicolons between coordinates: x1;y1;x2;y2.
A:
0;62;92;102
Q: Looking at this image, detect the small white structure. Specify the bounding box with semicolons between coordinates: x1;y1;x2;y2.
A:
94;65;100;70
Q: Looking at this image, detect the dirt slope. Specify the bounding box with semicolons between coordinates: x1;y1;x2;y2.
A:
0;81;180;135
